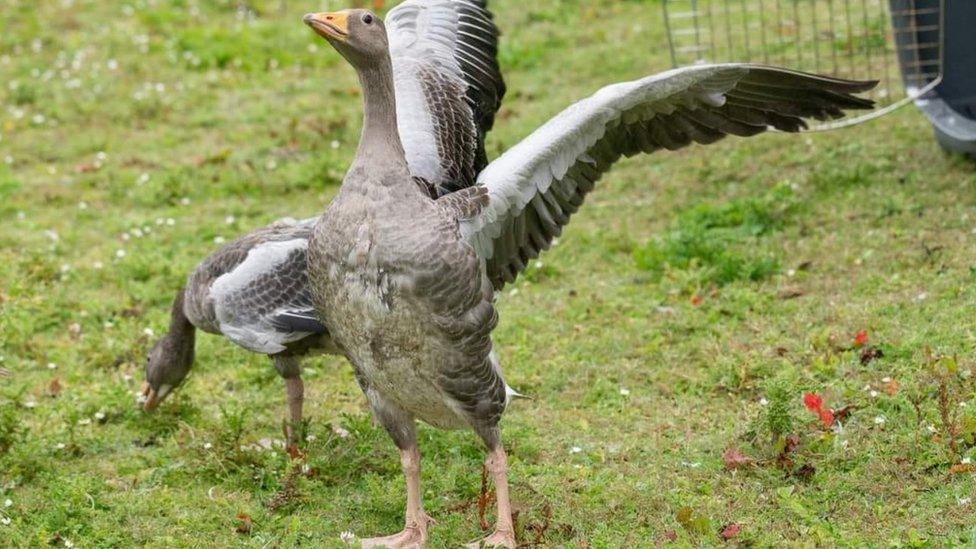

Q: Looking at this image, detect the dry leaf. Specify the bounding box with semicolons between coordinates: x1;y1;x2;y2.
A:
794;463;816;481
285;444;304;461
883;378;899;396
859;346;884;365
719;522;742;540
722;447;754;470
47;378;63;397
234;513;252;534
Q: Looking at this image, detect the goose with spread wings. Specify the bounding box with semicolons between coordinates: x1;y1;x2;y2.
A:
303;6;875;547
141;0;505;446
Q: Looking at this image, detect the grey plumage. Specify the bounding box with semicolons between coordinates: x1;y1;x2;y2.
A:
388;0;506;196
183;217;328;354
303;7;876;547
461;65;877;290
143;218;337;438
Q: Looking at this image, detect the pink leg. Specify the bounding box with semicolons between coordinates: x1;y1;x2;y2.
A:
480;445;516;548
361;446;433;548
283;377;304;445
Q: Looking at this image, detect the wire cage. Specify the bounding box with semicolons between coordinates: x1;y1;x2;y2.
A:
662;0;945;130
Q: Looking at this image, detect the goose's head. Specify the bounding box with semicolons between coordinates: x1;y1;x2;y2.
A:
142;331;194;412
303;9;389;70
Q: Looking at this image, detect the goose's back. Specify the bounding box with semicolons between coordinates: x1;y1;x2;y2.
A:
183;218;330;355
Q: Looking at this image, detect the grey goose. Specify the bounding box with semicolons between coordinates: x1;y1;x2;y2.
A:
142;0;505;447
303;4;876;547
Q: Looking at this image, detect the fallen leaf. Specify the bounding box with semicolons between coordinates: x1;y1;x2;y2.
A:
74;163;98;173
854;330;869;348
803;393;835;428
949;463;975;475
883;378;899;396
658;529;678;543
722;447;754;470
47;378;63;397
777;434;800;469
803;393;823;412
794;463;816;481
690;294;702;306
859;346;884;365
818;409;835;429
719;523;742;540
234;513;252;534
285;444;304;461
833;405;855;422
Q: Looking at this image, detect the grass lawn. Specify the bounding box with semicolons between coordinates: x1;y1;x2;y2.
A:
2;0;976;546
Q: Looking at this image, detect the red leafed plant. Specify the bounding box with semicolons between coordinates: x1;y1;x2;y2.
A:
853;330;869;348
803;393;835;428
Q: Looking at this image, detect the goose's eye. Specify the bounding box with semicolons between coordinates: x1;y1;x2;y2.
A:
362;13;373;25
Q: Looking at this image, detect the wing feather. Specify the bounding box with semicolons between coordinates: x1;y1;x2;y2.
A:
460;64;876;290
387;0;505;196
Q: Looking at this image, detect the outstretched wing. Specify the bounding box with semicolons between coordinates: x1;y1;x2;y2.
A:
459;64;877;290
193;218;328;355
387;0;506;196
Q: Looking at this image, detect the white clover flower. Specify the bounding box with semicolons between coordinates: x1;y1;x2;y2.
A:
55;442;67;450
213;236;225;244
47;362;57;370
78;201;88;210
873;416;886;426
959;497;972;507
570;446;582;454
143;327;154;337
759;397;769;406
330;140;340;150
92;261;103;270
619;388;630;396
332;426;350;438
77;418;91;426
24;400;36;409
115;249;126;258
225;215;235;225
3;499;11;507
166;218;175;226
340;531;356;543
94;411;106;421
0;517;10;526
203;442;213;450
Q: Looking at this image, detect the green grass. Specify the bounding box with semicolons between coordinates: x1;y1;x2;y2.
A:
2;0;976;546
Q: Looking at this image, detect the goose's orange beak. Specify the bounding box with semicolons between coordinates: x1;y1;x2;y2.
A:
303;11;349;42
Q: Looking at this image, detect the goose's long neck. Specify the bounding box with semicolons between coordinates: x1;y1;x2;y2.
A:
167;288;195;347
353;58;406;169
